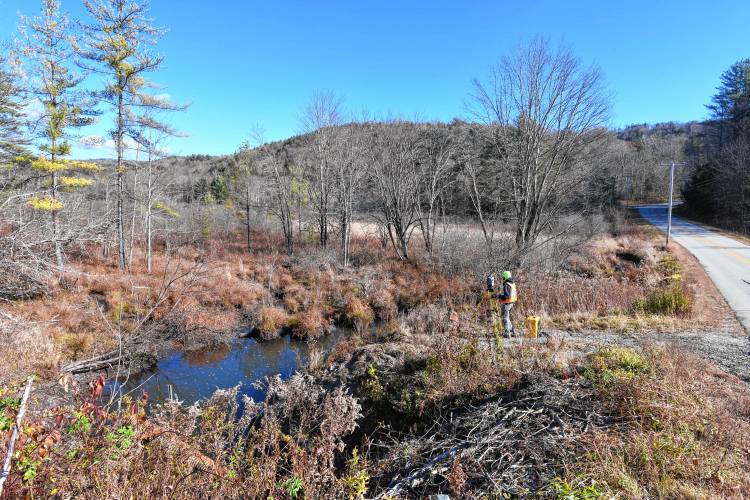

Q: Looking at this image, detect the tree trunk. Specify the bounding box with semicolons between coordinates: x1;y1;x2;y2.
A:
52;170;63;269
245;184;252;251
128;165;138;268
146;159;152;273
116;88;126;269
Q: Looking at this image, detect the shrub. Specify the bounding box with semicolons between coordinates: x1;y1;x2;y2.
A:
369;288;397;321
282;283;310;313
632;282;692;316
359;363;385;401
289;307;330;340
584;346;649;387
657;254;682;276
343;294;374;332
254;306;289;339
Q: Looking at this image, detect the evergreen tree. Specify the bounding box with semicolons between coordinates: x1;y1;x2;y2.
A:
707;59;750;140
79;0;182;269
210;175;229;203
0;56;27;165
18;0;99;267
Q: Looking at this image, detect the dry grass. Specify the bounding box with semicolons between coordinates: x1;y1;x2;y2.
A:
289;306;330;340
0;314;57;384
253;306;289;340
567;347;750;498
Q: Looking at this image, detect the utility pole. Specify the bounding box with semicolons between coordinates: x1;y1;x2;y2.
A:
663;162;686;246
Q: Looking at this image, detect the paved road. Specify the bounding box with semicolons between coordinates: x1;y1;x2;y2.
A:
638;204;750;333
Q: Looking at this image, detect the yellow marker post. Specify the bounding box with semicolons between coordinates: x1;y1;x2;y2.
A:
525;316;540;339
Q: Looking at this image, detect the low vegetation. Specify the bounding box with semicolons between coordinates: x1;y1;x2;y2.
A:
3;328;749;498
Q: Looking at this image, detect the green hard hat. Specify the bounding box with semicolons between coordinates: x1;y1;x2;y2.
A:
501;270;512;280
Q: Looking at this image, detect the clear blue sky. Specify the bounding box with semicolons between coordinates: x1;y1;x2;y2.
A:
2;0;749;158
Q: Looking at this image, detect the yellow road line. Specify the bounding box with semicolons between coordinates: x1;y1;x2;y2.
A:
695;235;750;266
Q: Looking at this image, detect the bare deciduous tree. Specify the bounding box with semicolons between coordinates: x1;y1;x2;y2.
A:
416;124;455;255
254;131;295;255
367;122;422;261
300;91;343;248
231;140;257;251
332;124;367;266
457;125;499;253
469;38;611;263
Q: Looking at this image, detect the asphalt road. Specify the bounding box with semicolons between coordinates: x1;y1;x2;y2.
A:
638;204;750;333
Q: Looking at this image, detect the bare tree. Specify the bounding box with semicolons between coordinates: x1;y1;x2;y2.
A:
254;129;295;255
469;38;611;262
231;140;257;251
137;132;173;272
457;125;499;252
299;91;343;248
332;124;367;266
367;122;422;261
416;124;456;255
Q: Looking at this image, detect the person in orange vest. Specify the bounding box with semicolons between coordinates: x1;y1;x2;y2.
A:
496;270;517;336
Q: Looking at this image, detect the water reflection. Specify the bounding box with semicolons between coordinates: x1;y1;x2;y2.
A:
112;332;343;406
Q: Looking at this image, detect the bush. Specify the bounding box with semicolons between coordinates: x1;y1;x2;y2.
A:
343;294;374;332
657;254;682;276
254;306;289;339
584;346;649;387
289;307;330;340
369;288;397;321
632;282;692;316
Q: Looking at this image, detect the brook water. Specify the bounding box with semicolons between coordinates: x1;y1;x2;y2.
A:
109;331;344;406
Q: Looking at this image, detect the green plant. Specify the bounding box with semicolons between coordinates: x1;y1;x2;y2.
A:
657;254;682;276
551;478;605;499
277;476;304;498
359;364;385;401
106;425;135;449
632;283;691;316
67;411;92;434
342;448;369;499
0;397;19;431
584;347;649;387
17;457;40;483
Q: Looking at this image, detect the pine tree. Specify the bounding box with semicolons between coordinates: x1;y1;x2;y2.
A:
18;0;99;267
0;56;27;165
707;59;750;141
79;0;182;269
210;176;229;203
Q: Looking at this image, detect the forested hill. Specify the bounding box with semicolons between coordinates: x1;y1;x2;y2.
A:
93;119;700;218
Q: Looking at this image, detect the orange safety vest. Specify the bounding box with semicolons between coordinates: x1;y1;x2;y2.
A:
500;282;518;304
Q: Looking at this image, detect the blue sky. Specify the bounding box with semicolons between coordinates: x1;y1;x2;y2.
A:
1;0;749;158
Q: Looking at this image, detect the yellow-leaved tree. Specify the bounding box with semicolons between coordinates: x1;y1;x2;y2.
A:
17;0;99;268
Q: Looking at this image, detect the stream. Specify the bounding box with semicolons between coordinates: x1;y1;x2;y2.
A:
108;330;345;407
